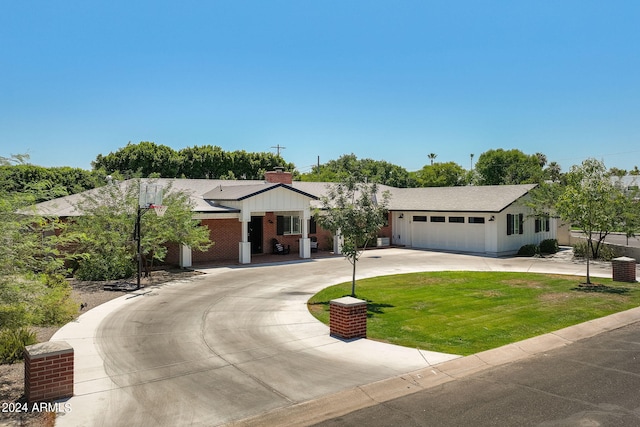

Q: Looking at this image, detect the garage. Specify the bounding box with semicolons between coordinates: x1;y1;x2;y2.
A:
398;213;487;253
389;184;554;256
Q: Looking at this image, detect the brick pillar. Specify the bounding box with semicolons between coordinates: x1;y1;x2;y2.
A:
24;341;74;403
329;297;368;340
612;257;637;283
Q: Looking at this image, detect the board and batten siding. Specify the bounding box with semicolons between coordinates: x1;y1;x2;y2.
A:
392;207;556;257
224;187;312;222
494;204;556;256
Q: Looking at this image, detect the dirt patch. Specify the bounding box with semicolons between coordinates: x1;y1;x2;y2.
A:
0;268;201;427
479;290;505;298
503;279;543;288
538;292;572;303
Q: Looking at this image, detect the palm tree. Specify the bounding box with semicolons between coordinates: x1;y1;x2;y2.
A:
535;152;548;168
428;153;437;166
546;161;562;182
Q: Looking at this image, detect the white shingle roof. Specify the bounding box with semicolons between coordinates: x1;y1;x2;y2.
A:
386;184;537;213
31;178;536;216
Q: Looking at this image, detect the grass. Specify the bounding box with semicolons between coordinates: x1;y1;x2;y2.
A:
307;271;640;355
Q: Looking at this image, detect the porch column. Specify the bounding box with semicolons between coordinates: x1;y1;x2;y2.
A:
299;208;311;259
179;245;192;268
239;217;251;264
334;229;343;255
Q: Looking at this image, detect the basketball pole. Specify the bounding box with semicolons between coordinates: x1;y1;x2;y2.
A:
136;206;144;290
136;182;164;290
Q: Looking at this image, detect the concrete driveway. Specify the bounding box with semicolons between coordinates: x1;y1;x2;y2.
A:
52;248;630;426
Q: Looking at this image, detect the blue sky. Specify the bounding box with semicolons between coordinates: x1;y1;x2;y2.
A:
2;1;639;174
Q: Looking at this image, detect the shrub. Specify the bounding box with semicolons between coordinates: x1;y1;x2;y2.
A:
1;274;78;333
33;274;78;326
75;254;135;281
517;244;539;257
0;327;37;364
573;241;587;258
539;239;559;254
598;244;621;262
0;304;29;330
572;241;621;261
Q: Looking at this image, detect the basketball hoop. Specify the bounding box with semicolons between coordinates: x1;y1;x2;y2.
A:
150;205;167;217
139;183;163;209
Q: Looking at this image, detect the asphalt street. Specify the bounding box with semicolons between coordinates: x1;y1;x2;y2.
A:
51;248;639;427
572;231;640;248
315;322;640;427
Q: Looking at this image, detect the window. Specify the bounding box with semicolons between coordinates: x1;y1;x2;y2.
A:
413;215;427;222
277;215;301;235
507;213;524;235
449;216;464;223
430;216;445;223
535;216;550;233
468;217;485;224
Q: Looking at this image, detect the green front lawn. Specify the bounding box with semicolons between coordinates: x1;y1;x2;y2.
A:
307;272;640;355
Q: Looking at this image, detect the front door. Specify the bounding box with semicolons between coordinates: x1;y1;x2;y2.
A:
249;216;263;254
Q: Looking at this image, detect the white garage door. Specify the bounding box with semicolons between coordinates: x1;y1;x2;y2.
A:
410;214;486;253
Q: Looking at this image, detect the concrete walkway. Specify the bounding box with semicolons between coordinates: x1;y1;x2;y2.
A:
51;248;639;426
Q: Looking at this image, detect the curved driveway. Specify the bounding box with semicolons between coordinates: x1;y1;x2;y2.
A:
54;248;621;427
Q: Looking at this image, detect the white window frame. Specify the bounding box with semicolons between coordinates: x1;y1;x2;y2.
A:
512;214;522;234
283;215;301;235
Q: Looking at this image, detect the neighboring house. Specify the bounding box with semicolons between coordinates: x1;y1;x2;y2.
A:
614;175;640;199
32;169;555;265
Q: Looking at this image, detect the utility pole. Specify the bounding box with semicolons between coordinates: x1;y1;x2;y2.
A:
271;144;286;156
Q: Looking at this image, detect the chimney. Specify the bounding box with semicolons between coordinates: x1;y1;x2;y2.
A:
265;167;293;184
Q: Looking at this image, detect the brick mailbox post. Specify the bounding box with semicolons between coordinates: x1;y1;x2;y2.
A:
329;296;368;340
612;257;637;283
24;341;74;403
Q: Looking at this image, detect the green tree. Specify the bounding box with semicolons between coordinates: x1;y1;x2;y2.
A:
92;141;182;178
427;153;437;165
0;177;76;360
220;150;294;180
93;142;294;180
555;159;630;284
608;167;627;178
0;164;104;201
178;145;228;179
315;177;390;297
545;161;563;183
412;162;468;187
475;149;544;185
301;154;412;187
63;179;212;280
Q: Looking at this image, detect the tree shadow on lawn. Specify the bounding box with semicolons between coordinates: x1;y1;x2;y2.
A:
365;301;395;318
308;297;394;318
572;283;631;294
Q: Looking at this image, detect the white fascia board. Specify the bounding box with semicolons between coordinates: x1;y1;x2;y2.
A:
192;213;241;220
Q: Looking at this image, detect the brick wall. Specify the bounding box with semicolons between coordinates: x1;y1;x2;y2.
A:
329;297;368;340
24;342;74;403
265;170;293;184
193;218;242;262
163;209;391;264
